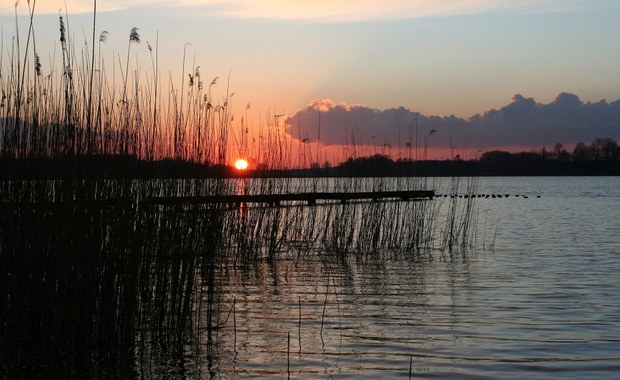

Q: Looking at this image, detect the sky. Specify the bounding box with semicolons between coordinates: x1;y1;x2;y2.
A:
2;0;620;161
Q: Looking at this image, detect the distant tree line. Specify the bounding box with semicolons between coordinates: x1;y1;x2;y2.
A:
483;138;619;163
2;138;619;179
473;138;620;176
325;137;620;177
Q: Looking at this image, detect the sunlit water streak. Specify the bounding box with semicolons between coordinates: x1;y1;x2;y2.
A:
191;177;620;379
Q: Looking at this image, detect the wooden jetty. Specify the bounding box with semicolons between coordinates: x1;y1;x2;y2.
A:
143;190;435;207
1;190;434;209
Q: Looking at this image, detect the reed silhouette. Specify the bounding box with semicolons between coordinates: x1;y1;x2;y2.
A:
0;6;481;378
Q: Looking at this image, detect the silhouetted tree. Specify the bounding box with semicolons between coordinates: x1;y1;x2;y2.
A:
592;138;618;160
514;151;543;162
541;146;550;160
479;150;513;164
573;142;592;161
553;143;570;161
339;154;395;175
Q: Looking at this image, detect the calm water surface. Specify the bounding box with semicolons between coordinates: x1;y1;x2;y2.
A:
198;177;620;379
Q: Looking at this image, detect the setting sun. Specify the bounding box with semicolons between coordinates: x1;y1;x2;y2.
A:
234;159;249;171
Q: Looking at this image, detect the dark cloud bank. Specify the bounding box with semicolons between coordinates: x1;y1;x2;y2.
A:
285;93;620;150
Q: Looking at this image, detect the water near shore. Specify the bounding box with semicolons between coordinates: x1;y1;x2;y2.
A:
200;176;620;379
2;176;619;379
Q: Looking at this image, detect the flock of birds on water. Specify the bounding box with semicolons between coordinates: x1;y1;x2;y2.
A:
435;194;541;199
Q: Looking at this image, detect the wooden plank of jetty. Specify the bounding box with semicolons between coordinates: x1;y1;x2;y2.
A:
0;198;135;209
143;190;434;207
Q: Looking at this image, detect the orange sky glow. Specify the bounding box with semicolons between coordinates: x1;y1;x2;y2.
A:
2;1;619;167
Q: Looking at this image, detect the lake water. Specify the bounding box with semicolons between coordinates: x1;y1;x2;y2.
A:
191;176;620;379
2;176;620;379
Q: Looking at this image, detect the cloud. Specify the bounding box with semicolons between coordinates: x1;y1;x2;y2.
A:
3;0;584;21
285;93;620;150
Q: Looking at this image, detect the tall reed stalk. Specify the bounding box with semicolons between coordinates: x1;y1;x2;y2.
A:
1;10;232;170
1;5;483;378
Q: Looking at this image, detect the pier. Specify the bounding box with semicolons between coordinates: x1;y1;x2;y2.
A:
2;190;548;209
0;190;434;209
144;190;435;207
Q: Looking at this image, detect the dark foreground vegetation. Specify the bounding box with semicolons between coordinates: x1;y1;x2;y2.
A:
1;182;226;377
1;175;481;377
0;6;484;378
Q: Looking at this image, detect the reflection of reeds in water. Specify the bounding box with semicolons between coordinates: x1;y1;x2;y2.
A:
0;7;481;378
1;177;479;377
440;176;479;254
222;176;477;258
1;181;480;377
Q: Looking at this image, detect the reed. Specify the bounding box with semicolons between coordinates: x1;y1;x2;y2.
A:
0;5;483;378
1;17;229;169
